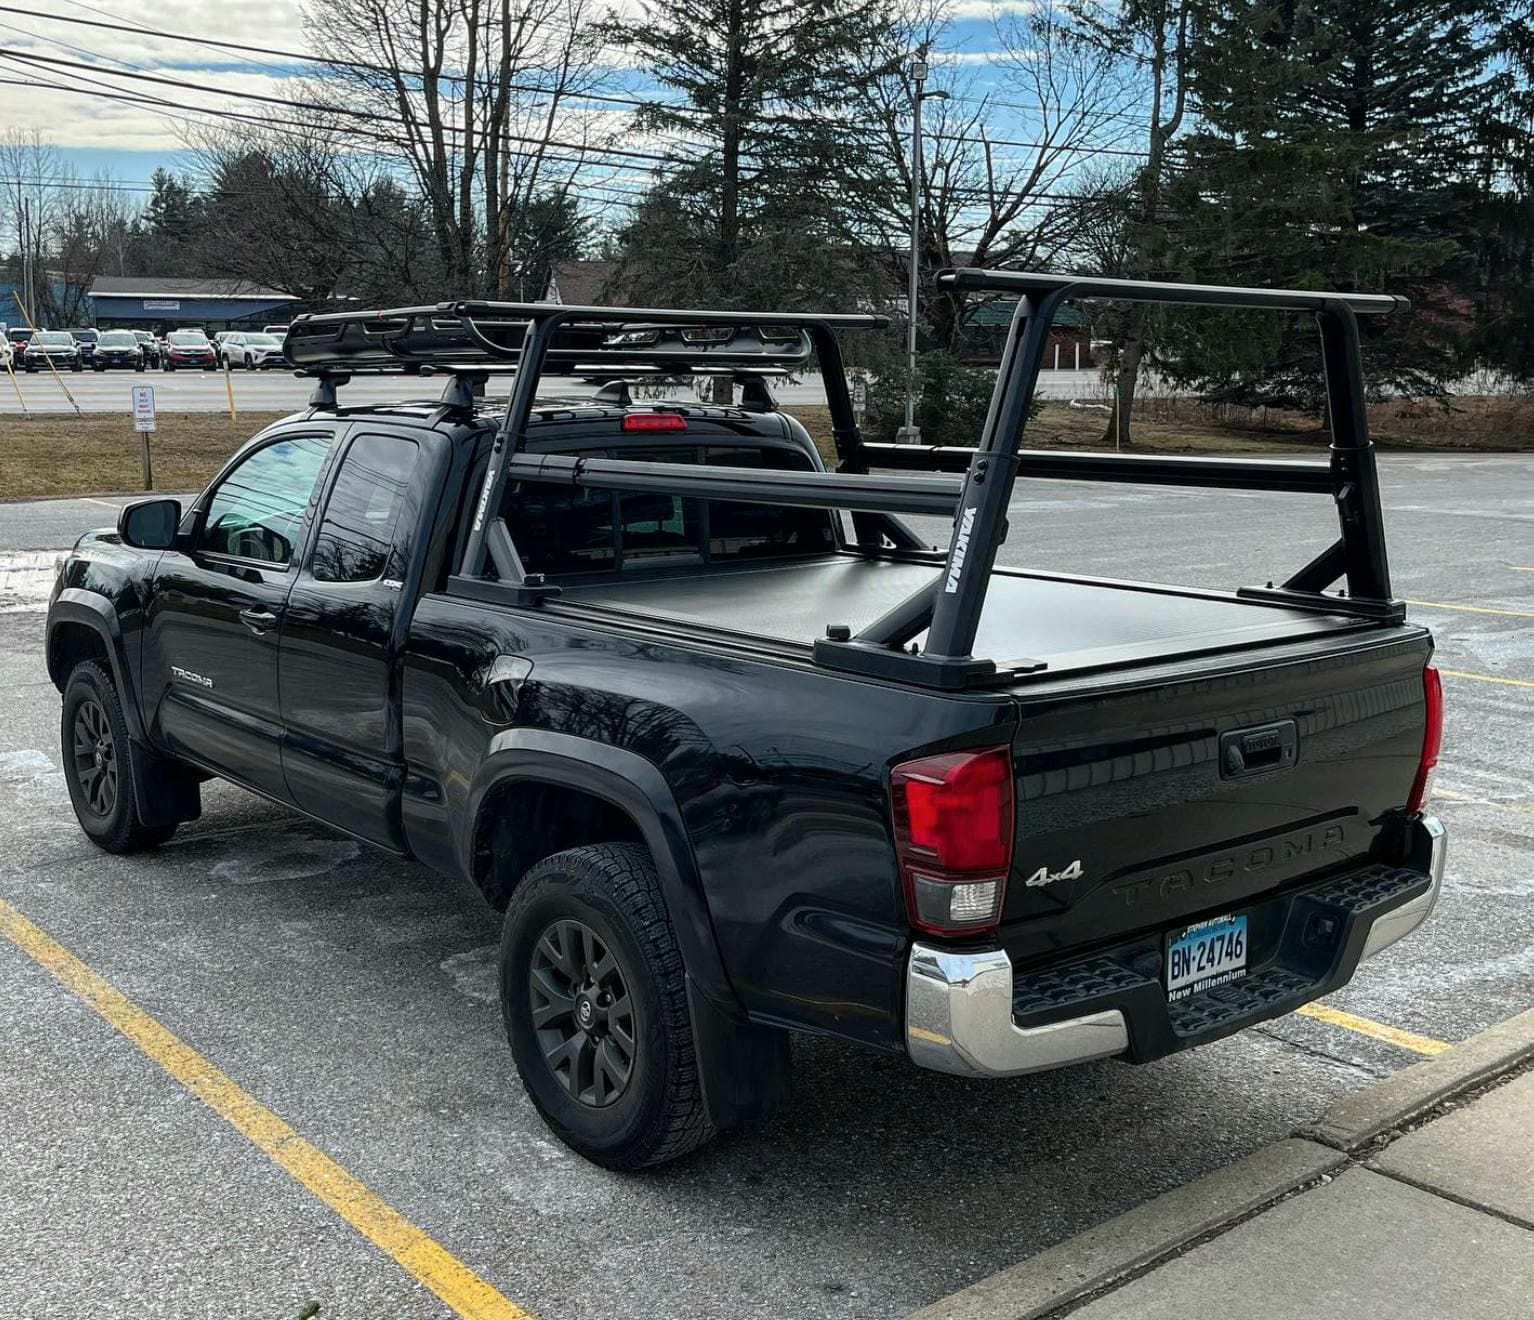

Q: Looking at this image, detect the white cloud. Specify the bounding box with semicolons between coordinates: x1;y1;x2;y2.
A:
0;2;313;152
945;0;1038;17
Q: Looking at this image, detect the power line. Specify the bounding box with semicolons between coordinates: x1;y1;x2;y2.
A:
0;47;689;170
0;6;1153;159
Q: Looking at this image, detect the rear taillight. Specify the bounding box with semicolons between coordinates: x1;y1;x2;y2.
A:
1407;665;1443;815
891;745;1014;937
621;412;687;431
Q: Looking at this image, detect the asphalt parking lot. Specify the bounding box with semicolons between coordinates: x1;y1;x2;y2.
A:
0;365;1106;414
1;453;1530;1320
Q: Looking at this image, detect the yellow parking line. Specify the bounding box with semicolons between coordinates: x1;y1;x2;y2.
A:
1439;668;1534;690
1406;599;1534;620
0;898;535;1320
1434;788;1533;815
1295;1002;1451;1055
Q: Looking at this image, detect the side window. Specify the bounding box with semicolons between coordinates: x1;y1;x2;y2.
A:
310;434;421;583
200;435;332;565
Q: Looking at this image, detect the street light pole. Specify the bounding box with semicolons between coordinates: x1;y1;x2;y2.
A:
899;50;947;445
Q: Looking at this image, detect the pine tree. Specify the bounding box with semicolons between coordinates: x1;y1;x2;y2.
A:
605;0;898;311
1468;0;1534;384
1159;0;1496;407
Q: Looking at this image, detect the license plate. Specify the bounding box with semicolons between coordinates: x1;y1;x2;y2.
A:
1165;913;1248;1001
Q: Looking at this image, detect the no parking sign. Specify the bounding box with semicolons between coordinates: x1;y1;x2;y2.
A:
131;384;157;433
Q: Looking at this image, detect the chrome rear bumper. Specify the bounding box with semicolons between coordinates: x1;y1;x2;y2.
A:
906;815;1447;1079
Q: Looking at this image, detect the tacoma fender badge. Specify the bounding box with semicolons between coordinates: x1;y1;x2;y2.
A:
170;666;213;689
1024;859;1083;888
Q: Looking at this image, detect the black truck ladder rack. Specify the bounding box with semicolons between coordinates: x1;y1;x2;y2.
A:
285;273;1408;692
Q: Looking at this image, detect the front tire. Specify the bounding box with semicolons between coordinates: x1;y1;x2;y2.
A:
61;661;179;853
500;843;715;1169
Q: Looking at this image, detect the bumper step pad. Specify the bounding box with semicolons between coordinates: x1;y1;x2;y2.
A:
1009;861;1434;1058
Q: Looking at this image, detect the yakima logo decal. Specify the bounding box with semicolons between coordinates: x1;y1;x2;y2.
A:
944;506;978;593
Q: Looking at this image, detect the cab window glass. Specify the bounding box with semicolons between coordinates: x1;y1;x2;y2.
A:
705;447;835;561
508;444;833;577
619;448;701;566
506;450;618;577
310;434;420;583
200;435;332;564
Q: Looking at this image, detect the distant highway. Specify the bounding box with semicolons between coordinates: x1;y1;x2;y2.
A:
1;366;1112;415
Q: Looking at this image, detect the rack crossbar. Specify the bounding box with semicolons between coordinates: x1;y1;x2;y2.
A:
936;269;1409;315
860;443;1335;493
504;454;964;517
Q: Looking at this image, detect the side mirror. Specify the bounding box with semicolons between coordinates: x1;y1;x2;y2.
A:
118;498;182;550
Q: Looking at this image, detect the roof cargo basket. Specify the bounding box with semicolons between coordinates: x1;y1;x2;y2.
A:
284;300;885;377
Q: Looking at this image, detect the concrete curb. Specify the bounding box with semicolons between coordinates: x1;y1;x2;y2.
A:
1299;1005;1534;1153
903;1138;1344;1320
906;1007;1534;1320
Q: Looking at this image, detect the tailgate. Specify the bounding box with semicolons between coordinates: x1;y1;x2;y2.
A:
1001;628;1433;961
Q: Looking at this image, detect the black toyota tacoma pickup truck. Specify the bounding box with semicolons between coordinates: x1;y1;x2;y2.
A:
46;270;1447;1169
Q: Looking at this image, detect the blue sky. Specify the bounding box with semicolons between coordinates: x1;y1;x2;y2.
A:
0;1;1129;215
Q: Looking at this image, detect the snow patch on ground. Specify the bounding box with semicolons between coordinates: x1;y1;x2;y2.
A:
0;550;63;614
1;749;59;782
208;835;360;885
440;943;499;1005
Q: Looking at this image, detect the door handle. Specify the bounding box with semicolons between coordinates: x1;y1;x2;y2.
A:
238;608;280;634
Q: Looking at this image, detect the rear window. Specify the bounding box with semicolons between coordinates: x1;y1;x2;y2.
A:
505;443;835;578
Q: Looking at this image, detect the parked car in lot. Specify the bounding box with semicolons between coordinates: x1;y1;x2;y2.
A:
93;330;147;371
45;272;1446;1171
5;326;29;357
67;328;100;366
24;329;84;372
0;337;11;370
221;332;286;370
162;331;217;371
133;331;162;369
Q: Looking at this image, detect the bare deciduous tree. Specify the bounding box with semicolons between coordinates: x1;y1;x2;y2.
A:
1;129;134;325
303;0;604;296
847;0;1136;355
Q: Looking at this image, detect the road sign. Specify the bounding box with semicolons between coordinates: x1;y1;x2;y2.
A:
131;384;157;433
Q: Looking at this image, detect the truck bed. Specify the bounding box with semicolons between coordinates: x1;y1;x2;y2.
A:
562;553;1367;675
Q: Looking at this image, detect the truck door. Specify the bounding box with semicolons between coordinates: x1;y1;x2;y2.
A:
143;427;338;800
277;428;438;849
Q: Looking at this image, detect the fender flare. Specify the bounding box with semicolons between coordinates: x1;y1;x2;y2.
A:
47;592;200;828
468;727;739;1017
47;592;145;739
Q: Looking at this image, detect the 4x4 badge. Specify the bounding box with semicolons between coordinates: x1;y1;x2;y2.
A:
1025;859;1083;888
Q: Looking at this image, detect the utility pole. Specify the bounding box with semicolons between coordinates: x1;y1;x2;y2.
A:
898;48;947;445
21;198;36;324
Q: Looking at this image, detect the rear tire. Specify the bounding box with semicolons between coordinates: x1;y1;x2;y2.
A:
61;661;178;853
500;843;715;1169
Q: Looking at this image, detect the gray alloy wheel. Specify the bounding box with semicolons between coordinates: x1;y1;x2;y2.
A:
70;697;119;819
529;917;638;1109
